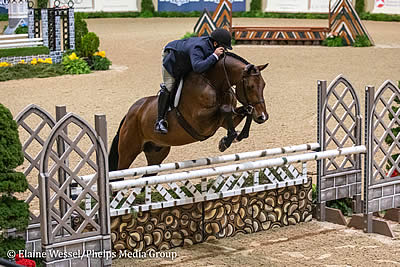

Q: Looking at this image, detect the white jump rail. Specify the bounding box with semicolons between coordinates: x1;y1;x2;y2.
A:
0;34;43;49
0;34;29;39
111;145;366;191
80;143;320;182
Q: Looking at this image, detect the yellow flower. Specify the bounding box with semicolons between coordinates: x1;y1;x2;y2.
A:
0;62;10;67
94;51;106;58
31;58;37;65
45;58;52;64
19;60;26;64
68;52;78;60
38;58;45;63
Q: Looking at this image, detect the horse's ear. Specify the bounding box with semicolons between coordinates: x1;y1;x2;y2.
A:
244;64;255;73
257;63;269;72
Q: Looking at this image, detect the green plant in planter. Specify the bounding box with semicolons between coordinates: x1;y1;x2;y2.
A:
90;55;112;70
74;13;89;55
62;52;91;74
0;104;29;258
327;198;353;216
352;35;372;47
80;32;100;58
15;26;28;34
322;35;344;47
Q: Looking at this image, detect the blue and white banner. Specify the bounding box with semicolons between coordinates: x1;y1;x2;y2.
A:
0;0;8;14
158;0;245;12
265;0;330;13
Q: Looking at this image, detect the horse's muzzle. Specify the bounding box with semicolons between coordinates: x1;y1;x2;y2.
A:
254;112;268;124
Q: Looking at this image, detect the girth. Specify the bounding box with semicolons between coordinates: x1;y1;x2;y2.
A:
175;107;213;141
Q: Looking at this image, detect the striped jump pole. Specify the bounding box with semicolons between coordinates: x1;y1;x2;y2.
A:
111;145;366;191
81;143;320;182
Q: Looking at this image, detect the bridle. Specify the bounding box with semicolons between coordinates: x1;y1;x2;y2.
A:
222;53;265;114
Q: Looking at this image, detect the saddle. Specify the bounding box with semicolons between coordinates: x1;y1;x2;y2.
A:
164;78;214;141
168;78;184;111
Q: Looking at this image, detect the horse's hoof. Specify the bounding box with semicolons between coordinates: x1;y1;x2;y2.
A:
219;138;228;152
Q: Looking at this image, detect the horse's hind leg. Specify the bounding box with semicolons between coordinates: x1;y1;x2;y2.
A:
117;134;143;170
143;142;171;176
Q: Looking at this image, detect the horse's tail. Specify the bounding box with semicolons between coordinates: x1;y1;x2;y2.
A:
108;116;126;171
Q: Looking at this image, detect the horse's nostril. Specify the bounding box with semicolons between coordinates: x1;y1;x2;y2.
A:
257;115;266;122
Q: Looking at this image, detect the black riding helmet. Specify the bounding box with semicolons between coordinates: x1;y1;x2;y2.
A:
210;28;232;50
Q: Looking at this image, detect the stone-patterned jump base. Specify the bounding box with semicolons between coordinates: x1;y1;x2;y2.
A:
111;179;312;252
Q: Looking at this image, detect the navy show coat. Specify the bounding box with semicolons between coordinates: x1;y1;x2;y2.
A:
163;36;218;79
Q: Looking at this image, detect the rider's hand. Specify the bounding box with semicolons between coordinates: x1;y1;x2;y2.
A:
214;47;225;58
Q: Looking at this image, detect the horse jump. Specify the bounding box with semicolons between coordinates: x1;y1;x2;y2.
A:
194;0;373;46
11;75;400;267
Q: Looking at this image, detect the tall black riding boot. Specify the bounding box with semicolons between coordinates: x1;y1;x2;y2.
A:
154;85;171;134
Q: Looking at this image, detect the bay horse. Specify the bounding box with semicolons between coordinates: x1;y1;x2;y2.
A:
108;52;269;172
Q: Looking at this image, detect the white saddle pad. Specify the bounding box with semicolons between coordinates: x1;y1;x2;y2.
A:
174;79;184;108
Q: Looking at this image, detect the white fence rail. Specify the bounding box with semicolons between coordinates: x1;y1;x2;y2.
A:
0;34;43;48
81;143;320;182
111;146;366;190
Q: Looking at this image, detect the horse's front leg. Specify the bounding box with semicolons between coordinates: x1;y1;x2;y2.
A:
218;105;246;152
235;106;254;142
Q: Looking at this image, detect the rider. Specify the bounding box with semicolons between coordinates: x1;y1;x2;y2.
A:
154;28;233;134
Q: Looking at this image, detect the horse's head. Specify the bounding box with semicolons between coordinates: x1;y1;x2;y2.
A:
235;63;269;124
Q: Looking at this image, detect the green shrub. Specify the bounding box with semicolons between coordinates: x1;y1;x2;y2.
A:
139;10;154;18
62;53;91;74
181;32;197;39
38;0;48;8
360;12;400;21
74;13;89;55
141;0;154;13
312;184;317;203
0;104;30;258
355;0;364;15
89;55;112;70
86;11;140;18
80;32;100;57
15;26;28;34
352;35;372;47
0;46;50;58
322;35;344;47
250;0;262;12
0;107;23;173
0;14;7;22
0;63;64;82
0;195;29;229
0;237;26;259
327;198;353;216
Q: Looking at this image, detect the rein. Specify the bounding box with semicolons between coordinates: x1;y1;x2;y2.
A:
221;53;264;112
